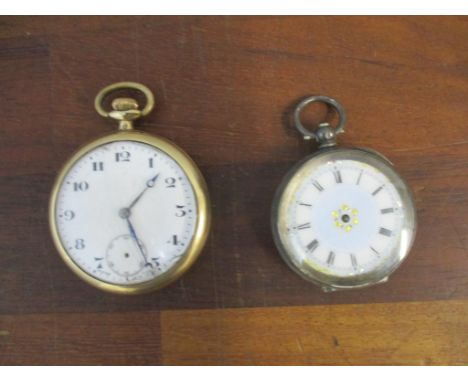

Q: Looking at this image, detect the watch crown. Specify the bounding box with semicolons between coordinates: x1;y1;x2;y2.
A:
112;97;139;111
108;97;142;130
315;123;337;148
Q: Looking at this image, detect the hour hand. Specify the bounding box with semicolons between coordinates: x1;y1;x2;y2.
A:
145;173;159;188
127;173;159;210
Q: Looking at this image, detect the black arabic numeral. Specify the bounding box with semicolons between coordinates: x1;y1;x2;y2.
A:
165;177;176;188
75;239;85;250
92;161;104;171
115;151;131;162
175;205;186;217
73;181;89;191
63;210;75;220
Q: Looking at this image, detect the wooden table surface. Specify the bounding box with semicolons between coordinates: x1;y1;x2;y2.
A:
1;16;467;365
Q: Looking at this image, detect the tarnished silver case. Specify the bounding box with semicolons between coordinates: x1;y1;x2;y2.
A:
271;147;417;292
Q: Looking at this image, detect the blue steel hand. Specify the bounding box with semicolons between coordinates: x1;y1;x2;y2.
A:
126;217;152;268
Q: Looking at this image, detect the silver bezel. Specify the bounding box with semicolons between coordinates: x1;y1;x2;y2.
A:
271;147;417;291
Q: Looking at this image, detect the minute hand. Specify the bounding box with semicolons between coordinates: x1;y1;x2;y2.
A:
126;217;151;267
127;173;159;210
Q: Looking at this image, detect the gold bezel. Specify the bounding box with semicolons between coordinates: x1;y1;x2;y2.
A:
49;130;210;294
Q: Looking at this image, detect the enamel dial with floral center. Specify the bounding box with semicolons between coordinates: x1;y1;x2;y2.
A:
273;149;416;289
55;140;197;286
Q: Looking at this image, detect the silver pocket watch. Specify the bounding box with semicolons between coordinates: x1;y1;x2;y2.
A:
272;96;417;291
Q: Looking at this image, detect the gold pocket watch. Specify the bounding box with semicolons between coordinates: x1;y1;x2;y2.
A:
49;82;210;294
272;96;417;291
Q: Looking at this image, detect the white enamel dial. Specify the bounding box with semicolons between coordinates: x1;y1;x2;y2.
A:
274;149;416;288
54;140;197;286
287;159;403;276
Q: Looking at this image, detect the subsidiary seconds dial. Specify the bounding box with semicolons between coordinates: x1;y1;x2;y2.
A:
55;140;197;285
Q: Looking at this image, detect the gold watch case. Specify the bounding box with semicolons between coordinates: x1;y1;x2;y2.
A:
49;83;210;294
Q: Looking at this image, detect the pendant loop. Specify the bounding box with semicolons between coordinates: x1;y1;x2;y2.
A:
94;82;155;129
293;95;347;146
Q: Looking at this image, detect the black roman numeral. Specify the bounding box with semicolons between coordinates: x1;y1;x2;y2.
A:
295;222;311;230
327;251;335;266
379;227;392;237
350;254;358;270
372;186;383;196
333;170;342;184
356;170;363;185
312;180;324;192
306;239;319;253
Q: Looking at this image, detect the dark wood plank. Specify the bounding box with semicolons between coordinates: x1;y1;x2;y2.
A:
0;311;161;365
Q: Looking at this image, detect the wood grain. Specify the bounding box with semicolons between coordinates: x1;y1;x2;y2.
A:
0;16;467;364
0;299;466;365
161;299;468;365
0;311;161;365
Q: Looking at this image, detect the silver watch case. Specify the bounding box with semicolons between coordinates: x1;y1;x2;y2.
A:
271;146;417;292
